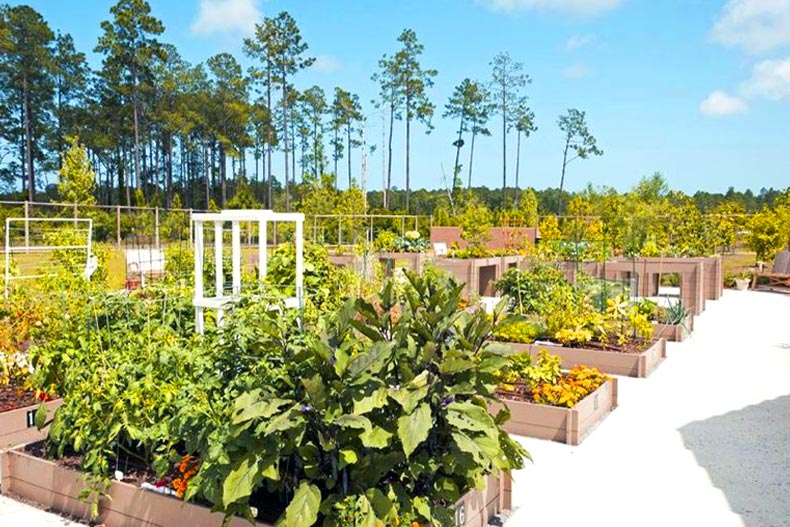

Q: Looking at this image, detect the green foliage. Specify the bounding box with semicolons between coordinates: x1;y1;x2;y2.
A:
495;265;569;315
746;207;786;262
266;242;347;316
492;319;545;344
173;272;527;525
458;198;492;251
662;299;689;326
373;230;398;252
30;286;196;483
58;136;96;204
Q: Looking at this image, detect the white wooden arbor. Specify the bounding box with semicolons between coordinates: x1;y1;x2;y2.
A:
191;209;304;333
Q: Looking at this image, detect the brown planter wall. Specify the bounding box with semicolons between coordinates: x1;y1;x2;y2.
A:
430;226;537;251
501;338;667;378
703;256;723;300
377;252;432;276
0;399;61;450
490;378;618;445
435;256;525;298
1;446;509;527
587;258;706;315
653;313;693;342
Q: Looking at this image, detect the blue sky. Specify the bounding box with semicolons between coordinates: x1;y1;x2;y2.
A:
12;0;790;194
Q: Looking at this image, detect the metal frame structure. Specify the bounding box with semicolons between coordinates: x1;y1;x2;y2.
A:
191;209;304;333
4;217;93;298
310;213;431;247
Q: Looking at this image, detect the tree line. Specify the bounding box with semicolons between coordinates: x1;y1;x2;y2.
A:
0;1;613;215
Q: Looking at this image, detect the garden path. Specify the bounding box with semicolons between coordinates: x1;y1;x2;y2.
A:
506;289;790;527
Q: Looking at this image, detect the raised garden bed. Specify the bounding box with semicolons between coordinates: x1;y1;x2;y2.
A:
653;313;693;342
498;338;667;378
490;378;618;445
0;398;61;449
377;251;432;276
0;443;510;527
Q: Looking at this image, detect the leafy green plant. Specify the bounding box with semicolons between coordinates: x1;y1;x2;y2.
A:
30;286;197;507
391;231;430;253
495;265;569;315
497;350;608;408
662;299;689;326
373;230;398;252
493;319;546;344
175;272;528;526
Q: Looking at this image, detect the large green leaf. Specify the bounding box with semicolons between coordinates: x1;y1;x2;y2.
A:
397;403;431;458
222;457;260;507
359;426;392;449
389;370;431;414
353;387;388;415
276;481;321;527
347;341;392;379
446;400;497;438
34;402;48;430
232;396;290;425
335;414;372;431
451;431;483;464
262;407;304;435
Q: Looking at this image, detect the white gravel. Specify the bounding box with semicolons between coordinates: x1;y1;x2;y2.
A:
2;289;789;527
505;289;790;527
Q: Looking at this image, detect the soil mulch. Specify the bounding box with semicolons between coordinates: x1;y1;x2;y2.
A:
0;383;37;412
24;440;157;488
21;440;287;524
528;338;654;354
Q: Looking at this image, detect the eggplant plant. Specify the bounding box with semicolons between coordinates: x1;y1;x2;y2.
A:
176;272;528;526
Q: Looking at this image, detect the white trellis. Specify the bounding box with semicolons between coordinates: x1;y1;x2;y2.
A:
191;209;304;333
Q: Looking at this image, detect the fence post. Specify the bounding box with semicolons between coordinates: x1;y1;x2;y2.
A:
23;200;29;252
116;205;121;247
154;206;160;249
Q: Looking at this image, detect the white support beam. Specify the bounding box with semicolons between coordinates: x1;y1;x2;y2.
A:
214;221;223;297
231;221;241;295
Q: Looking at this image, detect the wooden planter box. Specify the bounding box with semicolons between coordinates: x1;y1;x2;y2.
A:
0;399;61;450
435;255;523;298
653;314;693;342
490;378;618;445
500;338;667;378
377;252;432;276
0;445;509;527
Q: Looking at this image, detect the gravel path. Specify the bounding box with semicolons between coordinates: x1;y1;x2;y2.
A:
1;289;788;526
506;289;790;527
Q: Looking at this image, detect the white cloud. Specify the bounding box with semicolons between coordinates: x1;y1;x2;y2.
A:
479;0;623;15
699;90;749;116
191;0;262;36
311;55;341;73
566;34;594;50
562;64;591;78
711;0;790;53
741;57;790;99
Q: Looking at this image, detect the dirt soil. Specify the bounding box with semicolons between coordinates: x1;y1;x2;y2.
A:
0;383;37;412
24;441;157;488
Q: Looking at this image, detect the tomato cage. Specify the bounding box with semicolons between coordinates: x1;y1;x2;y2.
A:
191;209;304;333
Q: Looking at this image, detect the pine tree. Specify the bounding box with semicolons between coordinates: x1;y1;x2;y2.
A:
0;5;55;200
58;136;96;205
